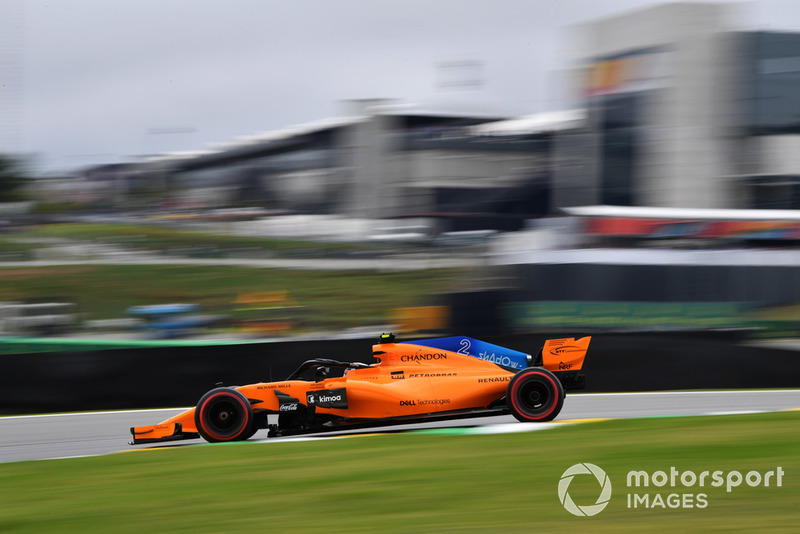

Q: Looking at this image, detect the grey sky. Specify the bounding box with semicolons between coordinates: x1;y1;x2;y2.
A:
3;0;799;173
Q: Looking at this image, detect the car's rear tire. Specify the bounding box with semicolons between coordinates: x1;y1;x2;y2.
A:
195;388;254;443
506;367;564;422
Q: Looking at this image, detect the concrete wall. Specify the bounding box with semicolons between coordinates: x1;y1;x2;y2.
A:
562;3;746;209
340;101;402;218
756;135;800;175
342;100;544;218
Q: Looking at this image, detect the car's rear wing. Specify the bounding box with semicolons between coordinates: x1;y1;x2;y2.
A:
540;336;591;373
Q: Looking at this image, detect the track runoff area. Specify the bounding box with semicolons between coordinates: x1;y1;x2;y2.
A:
1;389;799;463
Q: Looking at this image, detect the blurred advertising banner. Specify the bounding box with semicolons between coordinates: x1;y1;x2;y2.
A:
584;48;671;98
506;301;746;331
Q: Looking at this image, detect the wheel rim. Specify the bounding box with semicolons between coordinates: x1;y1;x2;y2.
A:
203;397;244;436
518;380;550;412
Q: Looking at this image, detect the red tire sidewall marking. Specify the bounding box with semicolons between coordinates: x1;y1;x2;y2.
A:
200;391;249;441
510;370;560;421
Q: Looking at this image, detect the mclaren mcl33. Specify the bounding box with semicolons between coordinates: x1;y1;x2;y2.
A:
130;334;591;444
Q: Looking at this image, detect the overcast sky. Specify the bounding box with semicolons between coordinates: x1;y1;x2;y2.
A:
2;0;799;174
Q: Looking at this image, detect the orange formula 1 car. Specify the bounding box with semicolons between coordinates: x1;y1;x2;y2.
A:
130;333;591;445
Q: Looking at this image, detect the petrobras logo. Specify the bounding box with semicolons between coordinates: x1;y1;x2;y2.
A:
558;463;612;517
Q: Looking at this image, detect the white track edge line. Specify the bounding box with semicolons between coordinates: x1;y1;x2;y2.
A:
3;389;800;420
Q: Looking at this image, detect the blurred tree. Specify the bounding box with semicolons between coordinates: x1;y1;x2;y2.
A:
0;154;29;202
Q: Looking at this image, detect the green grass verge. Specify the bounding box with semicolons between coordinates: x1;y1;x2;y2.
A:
16;223;378;255
1;412;798;533
0;236;38;256
0;265;459;328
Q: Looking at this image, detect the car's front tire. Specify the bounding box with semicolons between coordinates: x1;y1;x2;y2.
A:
506;367;564;422
195;387;254;443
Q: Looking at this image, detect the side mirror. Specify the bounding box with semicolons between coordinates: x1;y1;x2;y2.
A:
315;366;330;382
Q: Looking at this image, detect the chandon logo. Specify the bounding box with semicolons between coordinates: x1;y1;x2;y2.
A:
558;463;612;517
401;353;447;362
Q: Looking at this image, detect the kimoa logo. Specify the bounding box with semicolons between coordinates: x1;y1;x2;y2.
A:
559;463;612;517
313;394;341;402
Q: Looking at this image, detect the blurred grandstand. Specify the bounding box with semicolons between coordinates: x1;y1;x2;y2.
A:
32;5;800;228
9;2;800;339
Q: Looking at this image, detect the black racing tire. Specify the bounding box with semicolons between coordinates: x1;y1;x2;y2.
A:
243;412;268;440
195;387;254;443
506;367;565;422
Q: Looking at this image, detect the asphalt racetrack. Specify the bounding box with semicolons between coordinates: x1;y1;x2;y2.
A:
2;390;799;463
